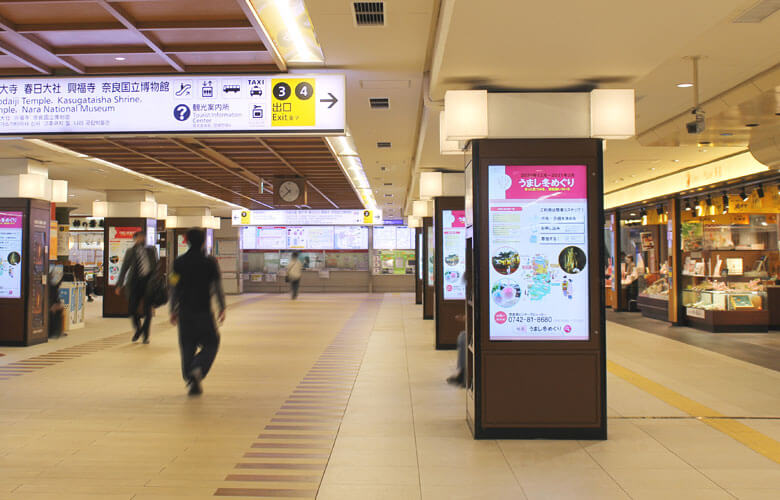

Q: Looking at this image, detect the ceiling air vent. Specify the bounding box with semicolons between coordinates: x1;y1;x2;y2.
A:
377;141;392;148
369;97;390;109
733;0;780;23
353;1;385;26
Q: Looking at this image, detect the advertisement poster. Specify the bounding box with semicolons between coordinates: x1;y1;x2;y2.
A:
107;226;141;286
177;233;189;256
418;232;423;280
640;231;655;251
442;210;466;300
427;224;435;287
488;165;590;341
0;211;23;298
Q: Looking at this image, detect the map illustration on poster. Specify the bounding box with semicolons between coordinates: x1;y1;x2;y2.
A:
488;165;589;341
0;211;24;298
107;226;141;286
442;210;466;300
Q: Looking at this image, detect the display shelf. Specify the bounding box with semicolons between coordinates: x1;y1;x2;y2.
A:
684;309;769;332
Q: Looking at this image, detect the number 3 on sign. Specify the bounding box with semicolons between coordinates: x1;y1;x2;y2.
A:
271;78;315;127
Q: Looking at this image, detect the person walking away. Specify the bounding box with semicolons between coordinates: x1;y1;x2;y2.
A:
287;251;303;300
116;231;157;343
169;228;226;396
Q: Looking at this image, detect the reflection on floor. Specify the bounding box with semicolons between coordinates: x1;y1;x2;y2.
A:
0;293;778;499
607;309;780;372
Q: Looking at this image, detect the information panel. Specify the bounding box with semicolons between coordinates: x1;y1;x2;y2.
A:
395;226;414;249
442;210;466;300
0;74;345;134
0;211;23;298
258;227;287;249
488;165;589;341
334;226;368;249
372;226;396;249
304;226;335;249
233;209;382;226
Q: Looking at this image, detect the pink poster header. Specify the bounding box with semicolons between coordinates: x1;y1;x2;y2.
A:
503;165;587;200
444;210;466;228
0;211;23;229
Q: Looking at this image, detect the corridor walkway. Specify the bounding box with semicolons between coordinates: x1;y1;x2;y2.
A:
1;293;779;499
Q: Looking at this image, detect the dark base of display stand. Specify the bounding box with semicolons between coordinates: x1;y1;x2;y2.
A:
685;310;769;332
468;416;606;440
638;296;669;322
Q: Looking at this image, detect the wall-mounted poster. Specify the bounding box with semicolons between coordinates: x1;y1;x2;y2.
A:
0;211;24;299
488;165;590;341
177;233;189;256
442;210;466;300
417;232;423;281
640;231;654;251
107;226;141;286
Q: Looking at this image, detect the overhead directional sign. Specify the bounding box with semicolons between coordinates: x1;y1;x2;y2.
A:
0;74;345;135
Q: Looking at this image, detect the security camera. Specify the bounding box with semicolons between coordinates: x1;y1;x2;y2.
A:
686;109;705;134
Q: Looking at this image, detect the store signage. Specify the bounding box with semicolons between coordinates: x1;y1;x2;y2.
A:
442;210;466;300
0;74;345;135
0;211;24;298
233;209;382;226
686;307;706;319
488;165;590;341
107;226;141;286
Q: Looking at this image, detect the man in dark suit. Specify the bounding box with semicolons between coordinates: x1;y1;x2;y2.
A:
169;228;226;396
116;231;158;343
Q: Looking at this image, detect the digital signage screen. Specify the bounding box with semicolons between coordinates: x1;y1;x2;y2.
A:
487;165;589;341
0;211;23;299
304;226;335;249
441;210;466;301
395;226;414;249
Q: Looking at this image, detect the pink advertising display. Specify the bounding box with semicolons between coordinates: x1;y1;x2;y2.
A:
442;210;466;300
0;211;24;299
488;165;589;341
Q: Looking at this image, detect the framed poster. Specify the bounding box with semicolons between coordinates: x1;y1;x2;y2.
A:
417;232;423;280
107;226;141;285
640;231;654;251
441;210;466;300
0;211;24;298
487;165;589;341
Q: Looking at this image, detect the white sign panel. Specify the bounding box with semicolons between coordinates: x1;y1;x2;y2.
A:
0;74;345;134
334;226;368;249
488;165;590;341
233;209;382;226
441;210;466;301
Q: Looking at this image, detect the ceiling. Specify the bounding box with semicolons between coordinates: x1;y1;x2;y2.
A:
0;0;279;75
0;0;779;219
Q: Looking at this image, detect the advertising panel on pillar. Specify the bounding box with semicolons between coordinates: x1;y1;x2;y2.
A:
488;165;590;341
0;211;24;299
442;210;466;300
107;226;141;286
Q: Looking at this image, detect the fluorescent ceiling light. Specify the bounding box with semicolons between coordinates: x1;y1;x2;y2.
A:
248;0;324;65
677;83;693;88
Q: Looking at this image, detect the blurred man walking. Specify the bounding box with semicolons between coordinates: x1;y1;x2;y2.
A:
116;231;157;343
169;228;226;396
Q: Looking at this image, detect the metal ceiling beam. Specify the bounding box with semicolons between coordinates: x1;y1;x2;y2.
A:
52;43;266;56
95;0;185;72
168;137;271;193
0;14;85;73
256;138;339;209
101;139;272;208
0;39;51;74
15;19;253;33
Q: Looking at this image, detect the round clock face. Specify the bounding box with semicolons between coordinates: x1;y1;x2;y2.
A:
279;180;301;202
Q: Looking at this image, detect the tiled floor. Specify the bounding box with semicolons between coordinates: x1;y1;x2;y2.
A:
1;293;779;499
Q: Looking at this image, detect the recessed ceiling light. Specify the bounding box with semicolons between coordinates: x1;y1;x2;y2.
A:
677;83;693;88
720;132;733;136
746;123;760;127
649;167;656;171
673;159;680;162
114;57;126;61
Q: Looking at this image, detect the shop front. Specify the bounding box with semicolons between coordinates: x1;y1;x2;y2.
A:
608;171;780;333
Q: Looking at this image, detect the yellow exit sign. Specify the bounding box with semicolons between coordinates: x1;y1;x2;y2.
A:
271;78;315;127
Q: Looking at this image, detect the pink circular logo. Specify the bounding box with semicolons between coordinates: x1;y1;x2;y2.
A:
494;311;508;324
446;285;452;291
564;325;572;333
